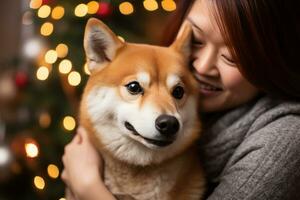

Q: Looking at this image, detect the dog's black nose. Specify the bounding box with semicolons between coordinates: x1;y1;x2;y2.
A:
155;115;179;136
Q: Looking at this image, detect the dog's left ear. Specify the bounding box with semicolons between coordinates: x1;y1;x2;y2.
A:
84;18;124;73
170;21;192;60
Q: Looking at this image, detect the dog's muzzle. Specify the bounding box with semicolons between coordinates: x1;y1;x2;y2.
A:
124;116;177;147
155;114;179;137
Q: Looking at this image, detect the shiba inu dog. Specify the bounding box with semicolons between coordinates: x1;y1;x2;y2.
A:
79;18;205;200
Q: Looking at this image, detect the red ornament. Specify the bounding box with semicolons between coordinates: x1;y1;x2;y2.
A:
42;0;55;5
15;71;29;89
97;2;113;17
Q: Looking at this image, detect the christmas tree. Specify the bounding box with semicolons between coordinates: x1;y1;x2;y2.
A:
0;0;177;199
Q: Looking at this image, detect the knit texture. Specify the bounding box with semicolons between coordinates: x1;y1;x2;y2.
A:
199;95;300;200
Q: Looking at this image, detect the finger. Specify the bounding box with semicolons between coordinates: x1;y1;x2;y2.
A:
64;143;71;154
65;187;76;200
77;127;88;142
71;132;81;144
61;169;67;181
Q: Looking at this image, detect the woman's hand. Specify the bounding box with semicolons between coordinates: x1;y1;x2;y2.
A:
61;127;104;199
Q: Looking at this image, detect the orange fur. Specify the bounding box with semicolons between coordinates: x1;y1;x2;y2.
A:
78;18;205;200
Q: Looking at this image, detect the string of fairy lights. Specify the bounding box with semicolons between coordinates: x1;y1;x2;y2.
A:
21;0;176;198
27;0;177;85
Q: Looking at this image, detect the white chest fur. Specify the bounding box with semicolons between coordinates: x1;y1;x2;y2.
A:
102;151;205;200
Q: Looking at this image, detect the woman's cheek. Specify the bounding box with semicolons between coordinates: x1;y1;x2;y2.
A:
220;67;245;92
221;67;259;103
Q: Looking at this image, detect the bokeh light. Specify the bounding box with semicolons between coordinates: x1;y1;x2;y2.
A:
47;164;60;179
84;63;91;75
40;22;54;36
39;112;51;128
51;6;65;20
30;0;42;9
143;0;159;11
87;1;99;14
56;43;68;58
119;2;134;15
74;4;88;17
161;0;176;12
25;142;39;158
45;50;58;64
22;11;34;25
63;116;76;131
0;146;11;166
68;71;81;86
23;38;43;59
118;36;125;42
34;176;45;190
38;5;51;18
58;59;72;74
36;66;50;81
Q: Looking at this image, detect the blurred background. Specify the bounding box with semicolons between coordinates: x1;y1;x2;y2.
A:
0;0;177;199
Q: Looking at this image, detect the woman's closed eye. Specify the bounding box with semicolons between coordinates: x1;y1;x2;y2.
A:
191;31;204;47
222;55;237;66
192;39;204;47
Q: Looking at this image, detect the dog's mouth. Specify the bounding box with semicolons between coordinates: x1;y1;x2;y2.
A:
124;121;173;147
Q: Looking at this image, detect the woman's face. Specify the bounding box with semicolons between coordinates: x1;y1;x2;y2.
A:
186;0;259;112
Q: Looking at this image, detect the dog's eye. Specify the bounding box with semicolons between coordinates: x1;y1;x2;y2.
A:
172;86;185;99
125;81;143;95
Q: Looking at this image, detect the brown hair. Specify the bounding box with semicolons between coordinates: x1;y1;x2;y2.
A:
160;0;196;46
162;0;300;101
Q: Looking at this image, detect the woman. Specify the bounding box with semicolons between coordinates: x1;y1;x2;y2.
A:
61;0;300;199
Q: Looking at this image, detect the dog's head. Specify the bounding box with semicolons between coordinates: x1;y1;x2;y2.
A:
80;18;200;166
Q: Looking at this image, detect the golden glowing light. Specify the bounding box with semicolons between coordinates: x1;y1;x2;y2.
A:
0;146;11;166
34;176;45;190
119;2;134;15
47;164;60;179
84;63;91;75
30;0;42;9
87;1;99;14
25;142;39;158
36;66;50;81
161;0;176;12
118;36;125;42
143;0;159;11
38;5;51;18
45;50;58;64
51;6;65;20
74;4;88;17
59;198;66;200
40;22;54;36
56;43;68;58
58;59;72;74
39;112;51;128
63;116;76;131
68;71;81;86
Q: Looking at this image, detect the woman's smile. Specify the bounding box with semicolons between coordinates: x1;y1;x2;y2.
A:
186;0;259;112
192;72;223;97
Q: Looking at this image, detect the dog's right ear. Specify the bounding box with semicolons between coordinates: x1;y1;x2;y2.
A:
84;18;124;73
170;21;192;61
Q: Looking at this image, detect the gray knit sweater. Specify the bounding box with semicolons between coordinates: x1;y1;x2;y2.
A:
199;95;300;200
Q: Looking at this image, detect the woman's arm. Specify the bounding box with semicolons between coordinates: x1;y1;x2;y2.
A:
61;128;116;200
206;115;300;200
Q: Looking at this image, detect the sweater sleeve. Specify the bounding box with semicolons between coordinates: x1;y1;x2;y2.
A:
206;115;300;200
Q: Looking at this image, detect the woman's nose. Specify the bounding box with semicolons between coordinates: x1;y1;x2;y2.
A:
192;47;219;77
